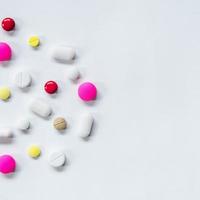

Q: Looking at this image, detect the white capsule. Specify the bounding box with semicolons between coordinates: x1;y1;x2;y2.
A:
78;113;94;139
15;72;32;89
67;68;80;81
0;129;13;143
30;99;52;118
48;151;66;168
51;46;76;63
17;118;30;131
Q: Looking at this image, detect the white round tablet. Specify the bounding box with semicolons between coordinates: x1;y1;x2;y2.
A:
48;151;66;168
17;118;30;131
68;67;80;81
15;72;32;89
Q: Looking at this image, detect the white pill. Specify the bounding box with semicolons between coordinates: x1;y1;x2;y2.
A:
68;68;80;81
48;151;66;168
30;99;52;118
51;46;76;63
78;113;94;139
15;72;32;89
0;129;13;143
17;118;30;131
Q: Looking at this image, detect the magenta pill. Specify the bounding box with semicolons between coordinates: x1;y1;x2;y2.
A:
0;42;12;61
0;155;16;174
78;82;97;101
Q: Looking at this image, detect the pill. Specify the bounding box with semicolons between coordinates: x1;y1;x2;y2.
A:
17;118;30;131
27;145;41;158
30;99;52;118
0;42;12;61
68;67;80;81
0;87;11;100
51;46;75;63
0;155;16;174
78;113;94;139
44;81;58;94
78;82;97;101
28;36;40;47
1;17;15;31
53;117;67;130
15;72;32;89
48;151;66;168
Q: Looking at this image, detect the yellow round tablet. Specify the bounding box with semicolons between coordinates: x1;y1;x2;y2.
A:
0;87;11;100
27;145;41;158
28;36;40;47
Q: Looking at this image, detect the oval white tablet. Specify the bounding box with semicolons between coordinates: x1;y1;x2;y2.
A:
30;99;52;118
78;112;94;139
68;67;80;81
15;72;32;89
0;129;13;143
51;46;76;63
48;151;66;168
17;118;30;131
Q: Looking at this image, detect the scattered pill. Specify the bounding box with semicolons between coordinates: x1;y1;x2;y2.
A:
1;18;15;31
78;112;94;139
48;151;66;168
44;81;58;94
0;129;13;138
53;117;67;130
51;46;75;63
0;155;16;174
27;145;41;158
68;67;80;81
17;118;30;131
30;99;52;118
0;42;12;61
0;87;11;100
28;36;40;47
15;72;32;89
78;82;97;101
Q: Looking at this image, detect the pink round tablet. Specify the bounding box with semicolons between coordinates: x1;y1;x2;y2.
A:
0;42;12;61
78;82;97;101
0;155;16;174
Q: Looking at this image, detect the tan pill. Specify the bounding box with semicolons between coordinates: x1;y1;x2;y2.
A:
53;117;67;130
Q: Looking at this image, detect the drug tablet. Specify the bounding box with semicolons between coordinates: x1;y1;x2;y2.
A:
1;18;15;31
78;112;94;139
48;151;66;168
78;82;97;101
28;36;40;47
53;117;67;130
44;81;58;94
0;87;11;100
27;145;41;158
30;99;52;118
0;155;16;174
51;46;75;63
0;42;12;61
15;72;32;89
17;118;30;131
68;67;80;81
0;129;13;138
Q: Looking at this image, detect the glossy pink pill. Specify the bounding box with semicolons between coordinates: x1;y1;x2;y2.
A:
0;155;16;174
78;82;97;101
0;42;12;61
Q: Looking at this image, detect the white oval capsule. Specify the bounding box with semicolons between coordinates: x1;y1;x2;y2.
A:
48;151;66;168
78;113;94;139
30;99;52;118
17;118;30;131
0;129;13;143
51;46;76;63
15;72;32;89
68;67;80;81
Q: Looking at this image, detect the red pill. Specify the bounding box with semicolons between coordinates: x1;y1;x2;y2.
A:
44;81;58;94
1;18;15;31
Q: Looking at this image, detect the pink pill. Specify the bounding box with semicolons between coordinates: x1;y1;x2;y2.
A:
0;42;12;61
78;82;97;101
0;155;16;174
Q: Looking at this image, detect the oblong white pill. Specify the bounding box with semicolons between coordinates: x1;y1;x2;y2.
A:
68;68;80;81
51;46;76;63
15;72;32;89
78;113;94;139
48;151;66;168
30;99;52;118
17;118;30;131
0;129;13;138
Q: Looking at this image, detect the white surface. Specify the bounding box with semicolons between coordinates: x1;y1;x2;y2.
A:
0;0;199;199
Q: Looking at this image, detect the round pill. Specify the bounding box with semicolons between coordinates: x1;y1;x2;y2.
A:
17;118;30;131
68;67;80;81
48;151;66;168
53;117;67;130
0;155;16;174
15;72;32;89
28;36;40;47
27;145;41;158
0;87;11;100
0;42;12;61
78;82;97;101
1;18;15;31
44;81;58;94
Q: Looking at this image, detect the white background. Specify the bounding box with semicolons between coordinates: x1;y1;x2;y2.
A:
0;0;200;199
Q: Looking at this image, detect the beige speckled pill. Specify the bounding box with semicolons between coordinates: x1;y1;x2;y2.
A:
53;117;67;130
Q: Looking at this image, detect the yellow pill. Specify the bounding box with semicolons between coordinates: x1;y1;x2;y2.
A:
28;36;40;47
27;145;41;158
0;87;11;100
